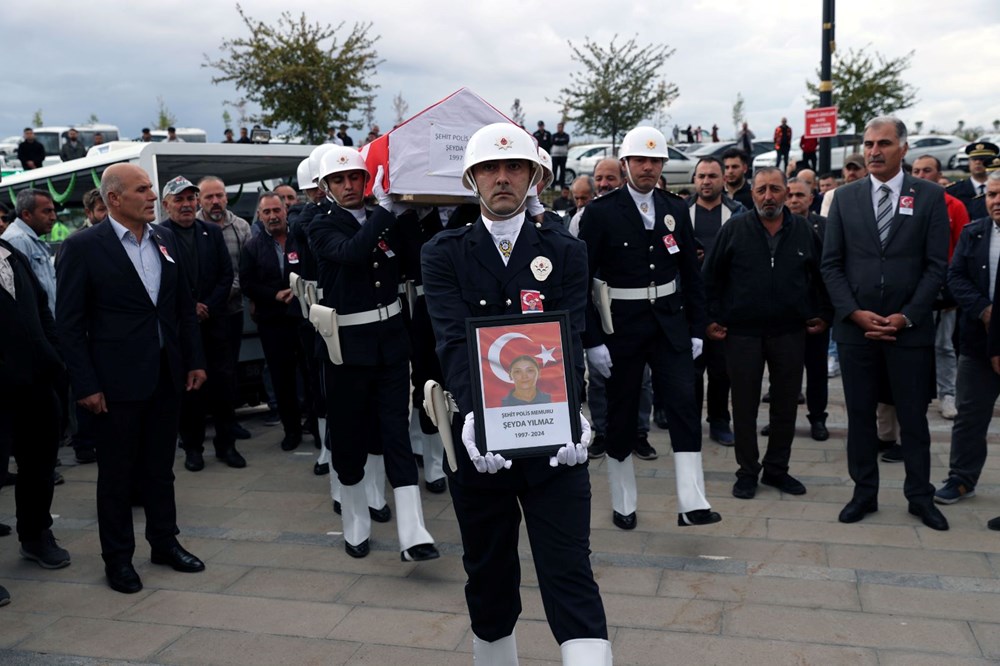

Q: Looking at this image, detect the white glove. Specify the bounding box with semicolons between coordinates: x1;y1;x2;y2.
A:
691;337;704;360
462;412;511;474
550;413;592;467
372;165;393;211
525;194;545;217
587;345;613;379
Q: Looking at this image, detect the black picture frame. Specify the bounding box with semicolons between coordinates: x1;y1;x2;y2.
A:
465;311;581;459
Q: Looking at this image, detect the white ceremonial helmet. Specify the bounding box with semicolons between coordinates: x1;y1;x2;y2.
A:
461;122;542;193
308;144;339;186
537;147;554;190
619;126;671;160
296;157;317;191
317;146;370;194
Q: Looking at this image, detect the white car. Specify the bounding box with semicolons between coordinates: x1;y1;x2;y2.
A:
950;134;1000;172
753;134;862;174
0;135;20;157
563;142;697;184
906;134;967;170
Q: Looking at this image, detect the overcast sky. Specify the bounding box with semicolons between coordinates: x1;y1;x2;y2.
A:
5;0;999;143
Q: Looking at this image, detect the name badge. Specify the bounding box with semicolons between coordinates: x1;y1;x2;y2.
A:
287;251;300;264
158;244;176;263
377;239;395;257
899;196;914;216
662;234;680;254
520;289;544;313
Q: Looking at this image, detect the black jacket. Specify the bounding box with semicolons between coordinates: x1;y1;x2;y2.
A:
0;240;63;392
704;208;831;337
239;229;303;321
157;218;233;318
16;139;45;169
948;217;996;359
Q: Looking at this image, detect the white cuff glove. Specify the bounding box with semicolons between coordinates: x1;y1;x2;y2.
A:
550;413;592;467
462;412;511;474
587;344;613;378
525;194;545;217
691;337;704;360
373;165;393;211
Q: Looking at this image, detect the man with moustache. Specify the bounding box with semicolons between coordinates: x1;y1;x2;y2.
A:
704;168;829;499
579;126;720;531
240;192;307;451
421;122;610;664
689;156;744;446
821;116;950;530
949;142;998;221
57;163;207;593
158;177;242;471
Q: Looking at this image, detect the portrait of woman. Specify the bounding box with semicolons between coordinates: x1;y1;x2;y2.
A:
501;355;552;406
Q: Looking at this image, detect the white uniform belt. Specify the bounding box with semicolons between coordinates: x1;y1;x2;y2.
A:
608;279;678;301
398;283;425;297
337;299;402;327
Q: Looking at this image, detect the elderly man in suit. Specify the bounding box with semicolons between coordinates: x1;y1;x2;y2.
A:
56;163;207;593
821;116;951;530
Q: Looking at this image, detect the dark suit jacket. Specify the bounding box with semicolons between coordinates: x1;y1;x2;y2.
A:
950;217;997;359
239;229;303;321
577;186;707;351
157;218;233;318
308;205;410;366
0;240;63;392
56;221;205;402
820;173;949;347
948;178;988;220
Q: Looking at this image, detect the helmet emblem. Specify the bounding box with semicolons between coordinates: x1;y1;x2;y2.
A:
337;155;348;164
646;139;657;149
496;136;512;150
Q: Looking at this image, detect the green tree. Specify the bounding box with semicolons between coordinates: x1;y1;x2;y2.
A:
205;4;381;145
31;109;43;127
554;34;679;149
805;46;918;135
392;92;409;127
731;92;746;135
152;96;176;130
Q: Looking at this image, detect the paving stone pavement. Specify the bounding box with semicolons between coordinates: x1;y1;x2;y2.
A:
1;383;999;665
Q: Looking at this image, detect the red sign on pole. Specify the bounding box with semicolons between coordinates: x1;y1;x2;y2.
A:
805;107;838;138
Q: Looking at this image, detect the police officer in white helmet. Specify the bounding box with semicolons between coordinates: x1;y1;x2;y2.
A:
422;123;611;665
307;146;439;562
578;126;721;531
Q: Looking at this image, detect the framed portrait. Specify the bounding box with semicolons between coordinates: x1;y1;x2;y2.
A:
466;311;581;459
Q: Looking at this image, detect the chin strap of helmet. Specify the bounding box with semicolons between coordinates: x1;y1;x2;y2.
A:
471;163;542;220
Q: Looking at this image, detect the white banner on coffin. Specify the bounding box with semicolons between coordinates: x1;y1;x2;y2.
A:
386;88;512;197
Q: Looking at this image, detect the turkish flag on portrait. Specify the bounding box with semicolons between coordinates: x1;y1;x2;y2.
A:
477;321;568;408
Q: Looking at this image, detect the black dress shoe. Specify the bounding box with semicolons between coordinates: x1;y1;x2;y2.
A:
216;448;247;469
231;423;252;440
732;476;758;500
74;448;97;464
760;424;771;437
106;562;143;594
653;408;669;430
313;462;330;476
612;511;637;530
908;502;949;531
151;544;206;572
345;539;370;558
809;419;829;441
280;432;302;451
988;516;1000;531
761;473;807;495
425;477;447;494
880;444;903;463
401;543;440;562
838;499;878;523
370;504;392;523
678;509;722;526
184;451;204;472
